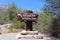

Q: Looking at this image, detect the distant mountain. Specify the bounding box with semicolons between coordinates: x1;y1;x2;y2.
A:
0;6;8;18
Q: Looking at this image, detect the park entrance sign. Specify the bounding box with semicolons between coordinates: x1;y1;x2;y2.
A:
16;10;38;31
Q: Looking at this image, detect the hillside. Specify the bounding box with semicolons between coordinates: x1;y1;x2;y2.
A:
0;6;8;17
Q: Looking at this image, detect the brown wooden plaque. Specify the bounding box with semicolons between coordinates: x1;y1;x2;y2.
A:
17;13;38;21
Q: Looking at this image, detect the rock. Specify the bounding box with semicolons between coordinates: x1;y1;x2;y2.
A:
27;31;38;35
21;30;27;35
44;36;56;40
33;33;44;39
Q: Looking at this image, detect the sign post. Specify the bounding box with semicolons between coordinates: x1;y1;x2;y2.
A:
16;10;38;31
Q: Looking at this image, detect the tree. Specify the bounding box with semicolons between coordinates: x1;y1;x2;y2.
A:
33;7;55;32
7;3;17;20
45;0;60;14
48;15;60;38
2;3;25;30
44;0;60;38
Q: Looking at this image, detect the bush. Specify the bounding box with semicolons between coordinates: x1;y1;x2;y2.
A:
0;20;5;25
48;16;60;38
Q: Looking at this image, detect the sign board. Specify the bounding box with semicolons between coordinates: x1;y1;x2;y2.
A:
17;13;38;21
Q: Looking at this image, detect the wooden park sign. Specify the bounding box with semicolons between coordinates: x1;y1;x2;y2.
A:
16;10;38;31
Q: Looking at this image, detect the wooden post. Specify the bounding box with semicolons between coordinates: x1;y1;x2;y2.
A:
25;10;33;31
26;21;32;31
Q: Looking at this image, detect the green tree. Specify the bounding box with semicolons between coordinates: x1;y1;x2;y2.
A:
45;0;60;14
48;15;60;38
2;3;25;30
7;3;17;20
44;0;60;38
33;7;55;33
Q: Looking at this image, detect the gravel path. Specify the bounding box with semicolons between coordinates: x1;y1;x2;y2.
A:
0;33;56;40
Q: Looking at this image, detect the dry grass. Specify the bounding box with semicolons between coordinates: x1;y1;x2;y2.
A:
0;29;22;34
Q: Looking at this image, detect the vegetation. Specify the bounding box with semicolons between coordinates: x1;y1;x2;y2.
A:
1;3;25;30
44;0;60;38
33;7;55;33
0;1;60;38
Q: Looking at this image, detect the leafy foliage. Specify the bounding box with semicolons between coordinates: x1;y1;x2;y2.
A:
2;3;25;30
33;7;55;33
45;0;60;14
44;0;60;37
48;16;60;38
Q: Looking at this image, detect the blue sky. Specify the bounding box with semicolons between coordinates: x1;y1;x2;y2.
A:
0;0;45;11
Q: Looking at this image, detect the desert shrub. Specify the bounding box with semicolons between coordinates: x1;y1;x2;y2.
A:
48;16;60;38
